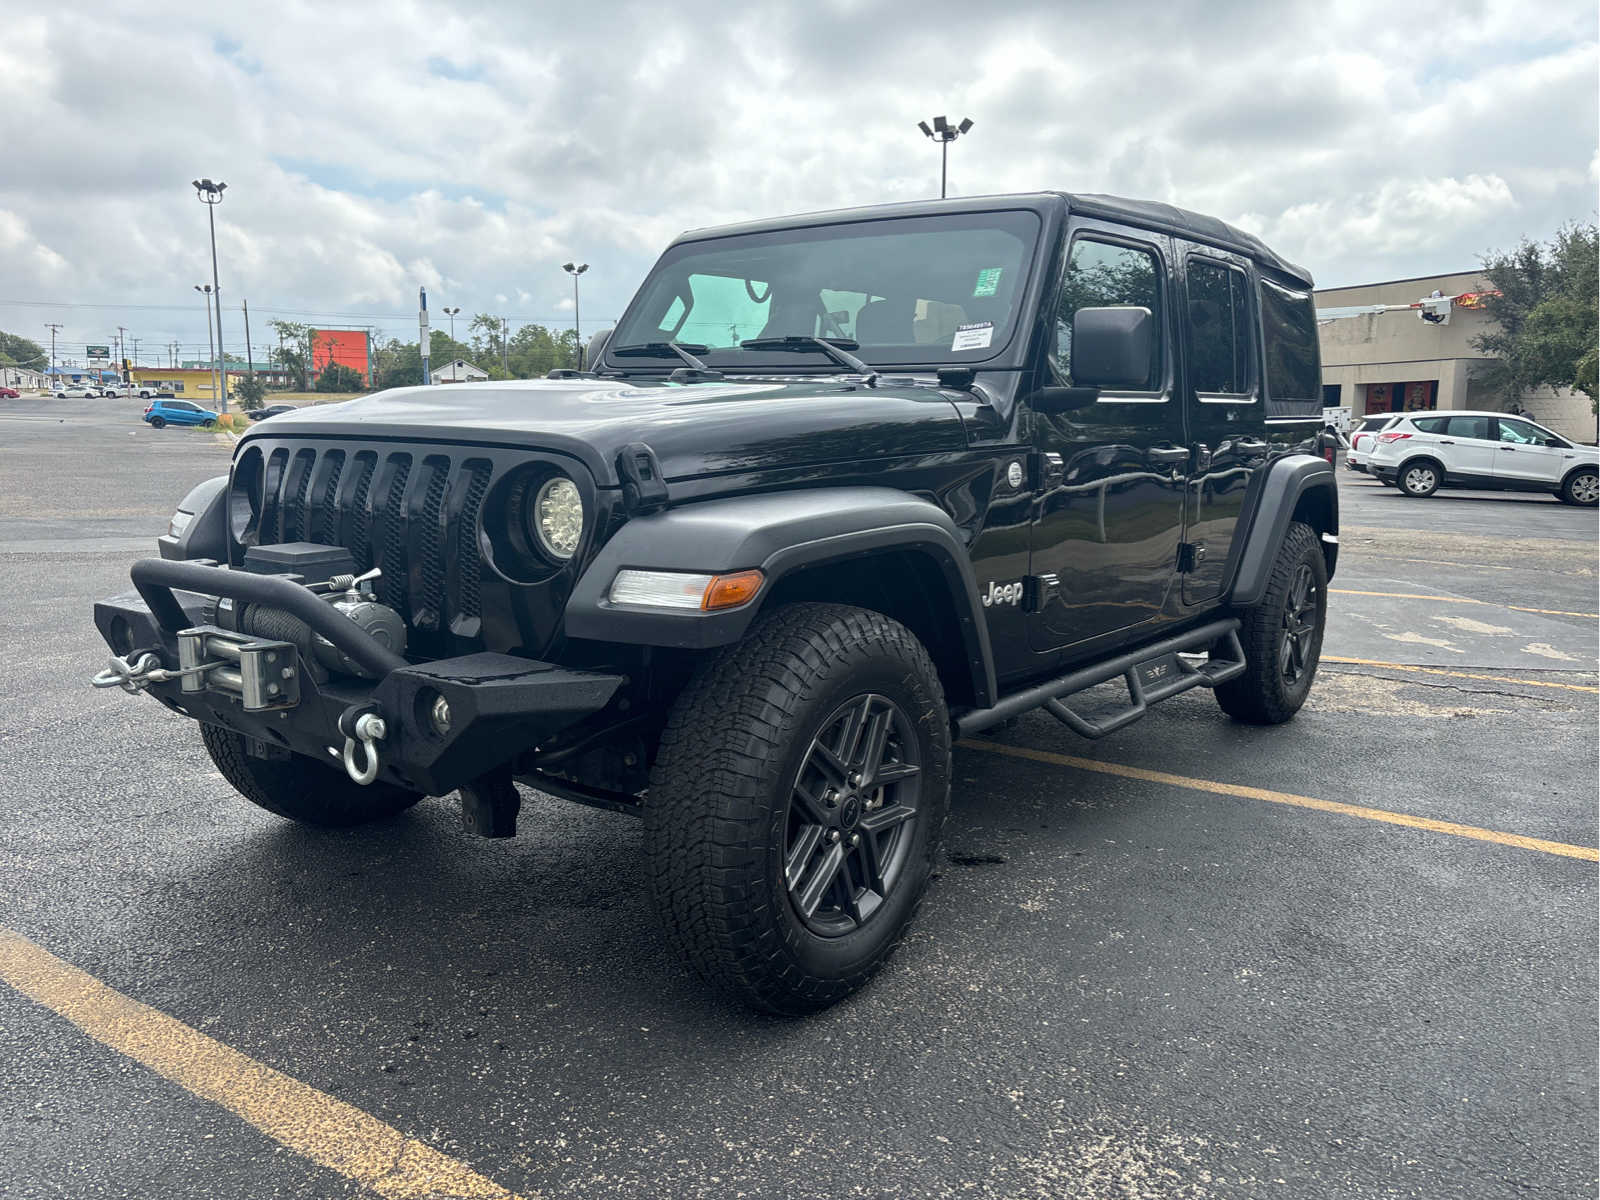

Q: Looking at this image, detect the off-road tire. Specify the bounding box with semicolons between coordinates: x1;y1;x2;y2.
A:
1397;459;1442;497
150;416;166;428
645;603;952;1015
1215;521;1327;725
200;723;423;827
1560;467;1598;507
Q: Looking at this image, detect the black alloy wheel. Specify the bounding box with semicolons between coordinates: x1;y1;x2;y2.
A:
1278;562;1319;685
785;693;922;937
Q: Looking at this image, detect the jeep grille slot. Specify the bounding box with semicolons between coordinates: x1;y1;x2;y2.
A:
377;453;414;616
233;442;498;647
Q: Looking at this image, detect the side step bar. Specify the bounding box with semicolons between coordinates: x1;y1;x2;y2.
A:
957;618;1246;739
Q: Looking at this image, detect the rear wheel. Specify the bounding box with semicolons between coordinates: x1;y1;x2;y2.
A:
200;724;423;827
1398;460;1441;497
150;416;166;428
645;603;951;1014
1560;467;1598;507
1216;521;1327;725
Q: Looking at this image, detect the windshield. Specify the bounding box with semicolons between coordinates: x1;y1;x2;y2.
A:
609;210;1042;371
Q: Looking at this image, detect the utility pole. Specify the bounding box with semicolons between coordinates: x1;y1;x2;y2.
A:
242;299;255;382
46;323;61;389
116;325;128;381
419;287;432;385
501;317;510;374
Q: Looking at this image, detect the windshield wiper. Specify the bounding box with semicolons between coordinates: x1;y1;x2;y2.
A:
738;336;878;386
610;342;714;370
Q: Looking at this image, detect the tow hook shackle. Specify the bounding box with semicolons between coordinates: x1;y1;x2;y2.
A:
339;706;388;786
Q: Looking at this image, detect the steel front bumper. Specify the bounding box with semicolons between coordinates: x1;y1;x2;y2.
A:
93;559;624;795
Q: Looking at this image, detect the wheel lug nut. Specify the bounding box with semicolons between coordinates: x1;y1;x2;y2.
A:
827;830;841;844
848;833;860;847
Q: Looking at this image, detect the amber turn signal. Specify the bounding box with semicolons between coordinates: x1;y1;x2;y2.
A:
702;570;764;611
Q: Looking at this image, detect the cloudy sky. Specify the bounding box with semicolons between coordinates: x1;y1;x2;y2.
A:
1;0;1594;368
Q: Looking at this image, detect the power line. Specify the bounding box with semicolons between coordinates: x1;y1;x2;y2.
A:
0;297;603;324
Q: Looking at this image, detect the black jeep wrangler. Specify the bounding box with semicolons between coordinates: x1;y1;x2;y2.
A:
93;193;1336;1014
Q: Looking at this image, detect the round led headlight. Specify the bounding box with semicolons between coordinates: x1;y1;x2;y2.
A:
532;476;583;560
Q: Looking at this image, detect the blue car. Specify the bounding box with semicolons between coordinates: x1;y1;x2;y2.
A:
143;399;220;429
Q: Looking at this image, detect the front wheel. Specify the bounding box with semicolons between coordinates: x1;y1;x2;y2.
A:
200;724;424;827
645;603;951;1014
1215;521;1327;725
201;418;216;429
1560;467;1598;507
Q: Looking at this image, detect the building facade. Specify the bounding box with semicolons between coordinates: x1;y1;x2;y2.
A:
129;367;233;400
1316;271;1593;441
430;359;488;384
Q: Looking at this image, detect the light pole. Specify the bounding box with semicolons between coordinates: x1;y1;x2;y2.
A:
192;178;228;410
195;285;217;403
442;306;461;345
563;262;588;369
916;116;973;199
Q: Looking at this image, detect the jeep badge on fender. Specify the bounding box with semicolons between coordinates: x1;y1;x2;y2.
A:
92;191;1336;1015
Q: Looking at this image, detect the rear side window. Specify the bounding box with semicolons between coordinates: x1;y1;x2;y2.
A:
1412;416;1448;433
1446;415;1490;440
1258;279;1321;416
1185;258;1253;397
1055;237;1164;391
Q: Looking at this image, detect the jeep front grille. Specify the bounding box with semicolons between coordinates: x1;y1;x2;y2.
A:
234;442;495;639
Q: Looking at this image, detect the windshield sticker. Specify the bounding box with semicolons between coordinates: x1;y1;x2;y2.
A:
973;267;1003;298
951;321;994;352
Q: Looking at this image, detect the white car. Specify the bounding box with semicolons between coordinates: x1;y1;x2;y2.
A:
53;385;99;399
1346;414;1400;472
1369;410;1599;505
99;383;127;397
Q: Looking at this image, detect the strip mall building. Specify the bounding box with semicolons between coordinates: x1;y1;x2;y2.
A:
1316;271;1593;441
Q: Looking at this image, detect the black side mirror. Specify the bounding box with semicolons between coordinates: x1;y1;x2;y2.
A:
1071;306;1154;390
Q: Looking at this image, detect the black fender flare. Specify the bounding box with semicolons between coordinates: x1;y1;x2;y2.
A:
1226;454;1339;607
157;475;229;562
565;487;998;706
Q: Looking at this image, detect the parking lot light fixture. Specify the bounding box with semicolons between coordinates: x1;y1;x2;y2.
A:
918;115;973;199
563;262;588;369
193;178;229;411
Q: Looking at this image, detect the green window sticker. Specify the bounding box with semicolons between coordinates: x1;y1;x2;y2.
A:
973;267;1003;298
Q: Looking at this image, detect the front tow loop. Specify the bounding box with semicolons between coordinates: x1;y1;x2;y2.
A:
341;712;388;786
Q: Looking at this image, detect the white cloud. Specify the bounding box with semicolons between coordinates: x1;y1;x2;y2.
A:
0;0;1593;361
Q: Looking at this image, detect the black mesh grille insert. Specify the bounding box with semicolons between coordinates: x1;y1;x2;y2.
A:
379;455;413;614
316;450;345;544
415;456;451;630
456;460;492;621
347;452;378;570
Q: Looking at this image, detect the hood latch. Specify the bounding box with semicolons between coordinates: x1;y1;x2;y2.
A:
617;442;670;513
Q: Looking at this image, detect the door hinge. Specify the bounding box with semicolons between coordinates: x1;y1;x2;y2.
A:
1024;573;1059;613
1177;542;1206;573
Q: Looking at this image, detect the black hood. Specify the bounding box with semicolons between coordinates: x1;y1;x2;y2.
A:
241;377;969;485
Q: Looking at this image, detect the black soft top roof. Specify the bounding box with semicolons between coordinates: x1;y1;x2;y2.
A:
674;191;1313;288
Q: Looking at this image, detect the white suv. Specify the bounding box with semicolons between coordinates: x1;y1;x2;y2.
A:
1346;414;1400;472
1369;410;1598;505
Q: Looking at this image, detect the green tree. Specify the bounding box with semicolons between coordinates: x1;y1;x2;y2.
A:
315;363;365;392
1473;222;1599;412
0;330;47;368
234;374;268;410
268;320;314;390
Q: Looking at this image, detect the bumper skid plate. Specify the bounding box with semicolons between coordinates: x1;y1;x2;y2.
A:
93;560;625;795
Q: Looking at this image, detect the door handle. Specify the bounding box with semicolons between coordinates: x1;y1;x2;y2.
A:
1148;447;1190;464
1500;447;1516;452
1439;439;1455;445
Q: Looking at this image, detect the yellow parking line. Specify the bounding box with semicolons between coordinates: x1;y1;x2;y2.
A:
958;740;1599;862
0;929;531;1200
1322;655;1598;693
1330;588;1598;619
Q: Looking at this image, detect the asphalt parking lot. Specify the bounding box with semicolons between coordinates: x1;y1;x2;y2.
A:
2;393;1595;1199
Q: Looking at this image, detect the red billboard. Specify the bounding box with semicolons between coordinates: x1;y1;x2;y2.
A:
310;329;370;381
